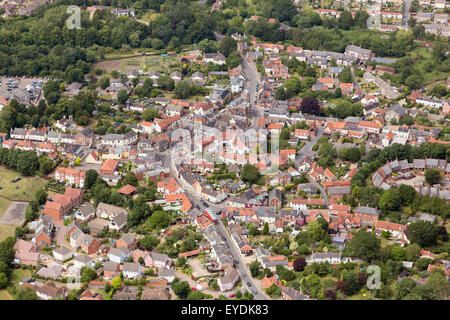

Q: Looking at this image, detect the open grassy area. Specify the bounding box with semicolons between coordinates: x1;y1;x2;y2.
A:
11;269;32;284
409;47;449;85
0;197;14;242
139;11;160;24
0;166;46;201
0;290;13;300
0;224;15;242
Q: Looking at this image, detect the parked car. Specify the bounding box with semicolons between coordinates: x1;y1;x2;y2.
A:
228;293;235;298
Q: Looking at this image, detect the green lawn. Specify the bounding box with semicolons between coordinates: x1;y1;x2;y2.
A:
0;196;14;242
409;47;448;85
0;166;46;201
0;224;15;242
11;269;32;284
139;11;160;24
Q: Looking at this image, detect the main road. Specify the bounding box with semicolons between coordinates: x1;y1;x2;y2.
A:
240;53;265;128
164;154;268;300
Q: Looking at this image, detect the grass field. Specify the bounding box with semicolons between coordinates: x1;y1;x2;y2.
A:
95;53;181;74
0;290;13;300
11;269;32;283
0;196;14;242
139;11;160;24
409;47;448;85
0;166;46;201
0;224;15;242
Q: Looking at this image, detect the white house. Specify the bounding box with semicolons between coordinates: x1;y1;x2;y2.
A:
73;254;94;269
108;247;130;264
52;246;73;262
306;252;341;264
122;262;142;279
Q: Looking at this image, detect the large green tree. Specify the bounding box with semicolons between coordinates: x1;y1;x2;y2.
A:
344;229;381;262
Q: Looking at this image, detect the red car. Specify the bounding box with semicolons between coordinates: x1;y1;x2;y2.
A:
191;287;197;291
228;293;235;298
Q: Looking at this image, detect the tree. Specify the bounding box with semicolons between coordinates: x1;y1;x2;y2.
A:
241;164;260;184
174;81;192;99
378;189;400;212
124;171;138;187
397;184;416;206
43;80;61;105
99;76;110;90
249;260;261;278
324;289;336;300
147;210;171;230
138;235;159;250
338;11;354;30
426;269;450;300
407;221;438;247
117;89;128;104
344;229;381;262
306;220;326;242
176;257;187;268
395;278;417;300
293;257;307;272
80;267;97;283
143;108;160;121
35;189;47;205
414;258;433;270
38;155;53;174
300;97;322;116
262;222;269;235
17;151;38;176
84;169;98;190
220;36;237;57
0;272;9;289
425;169;442;185
12;286;37;300
198;39;218;53
343;271;359;296
338;147;361;162
391;246;406;261
111;276;122;290
172;280;191;299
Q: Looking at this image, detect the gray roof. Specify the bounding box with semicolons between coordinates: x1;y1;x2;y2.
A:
77;202;95;217
123;262;141;273
355;206;380;216
74;254;93;264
